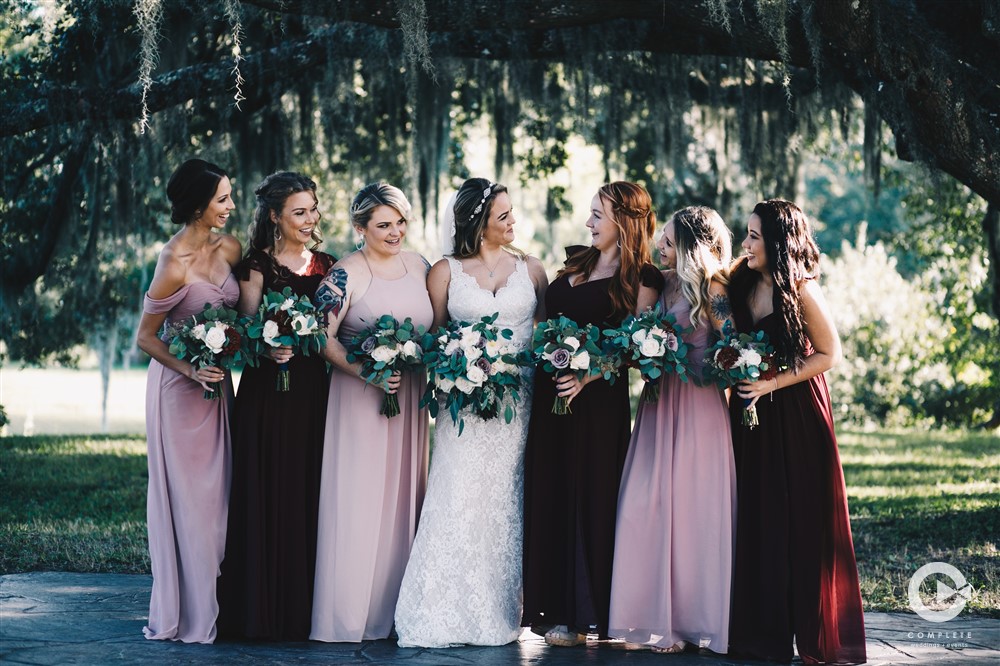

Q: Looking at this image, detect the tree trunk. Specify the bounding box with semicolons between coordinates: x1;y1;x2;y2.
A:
97;327;118;433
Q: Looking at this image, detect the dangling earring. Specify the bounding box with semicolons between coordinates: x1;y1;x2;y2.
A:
356;234;366;251
274;228;282;242
616;239;622;249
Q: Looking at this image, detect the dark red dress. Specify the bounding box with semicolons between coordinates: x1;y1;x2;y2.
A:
522;259;663;638
728;301;866;664
216;249;335;641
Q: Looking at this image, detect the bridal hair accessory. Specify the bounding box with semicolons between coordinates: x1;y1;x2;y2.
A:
469;183;497;221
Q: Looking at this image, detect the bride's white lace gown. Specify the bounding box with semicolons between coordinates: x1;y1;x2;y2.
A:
394;256;536;648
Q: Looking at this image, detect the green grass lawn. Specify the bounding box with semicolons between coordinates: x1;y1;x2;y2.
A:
1;428;997;616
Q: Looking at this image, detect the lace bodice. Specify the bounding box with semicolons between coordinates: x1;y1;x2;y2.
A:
445;255;536;350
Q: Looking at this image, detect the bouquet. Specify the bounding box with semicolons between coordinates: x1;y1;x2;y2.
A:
604;306;690;403
420;313;522;435
246;287;327;391
166;303;252;400
527;316;605;415
346;314;427;418
704;321;779;429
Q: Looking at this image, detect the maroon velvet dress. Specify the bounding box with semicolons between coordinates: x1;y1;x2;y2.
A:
216;249;335;641
521;257;663;638
728;301;866;664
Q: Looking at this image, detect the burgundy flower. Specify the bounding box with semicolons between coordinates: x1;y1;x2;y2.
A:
716;346;740;370
361;336;377;353
221;328;242;356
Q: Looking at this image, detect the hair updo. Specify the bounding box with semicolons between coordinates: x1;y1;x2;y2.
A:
451;178;510;259
166;159;228;225
248;171;323;251
350;182;412;231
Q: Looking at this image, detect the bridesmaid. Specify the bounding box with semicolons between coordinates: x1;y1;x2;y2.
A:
216;172;335;640
136;158;241;643
310;182;433;642
522;182;662;646
727;199;866;663
608;206;736;654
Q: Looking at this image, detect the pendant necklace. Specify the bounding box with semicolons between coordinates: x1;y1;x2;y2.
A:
479;252;503;277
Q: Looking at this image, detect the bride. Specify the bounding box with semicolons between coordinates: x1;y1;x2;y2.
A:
393;178;548;647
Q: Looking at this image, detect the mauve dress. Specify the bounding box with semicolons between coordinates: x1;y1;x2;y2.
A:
608;272;736;652
216;249;335;641
728;299;866;664
310;263;433;642
143;274;238;643
521;257;663;638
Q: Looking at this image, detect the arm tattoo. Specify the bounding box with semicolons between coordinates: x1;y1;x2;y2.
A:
710;293;732;320
315;267;348;320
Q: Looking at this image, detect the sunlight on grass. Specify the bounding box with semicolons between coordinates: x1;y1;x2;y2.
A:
1;429;997;616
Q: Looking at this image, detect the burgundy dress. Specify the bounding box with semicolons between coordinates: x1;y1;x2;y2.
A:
728;300;866;664
522;258;663;638
216;249;335;641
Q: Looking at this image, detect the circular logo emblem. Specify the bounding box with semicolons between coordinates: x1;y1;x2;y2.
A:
908;562;974;622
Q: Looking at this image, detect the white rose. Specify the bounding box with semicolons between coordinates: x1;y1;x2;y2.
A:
436;376;455;392
444;339;461;355
191;323;207;341
738;348;762;368
639;337;663;358
650;326;666;339
569;350;590;370
292;314;312;333
485;339;502;357
204;326;227;354
466;364;487;386
262;319;281;347
563;336;580;351
455;376;476;394
279;298;295;311
464;345;483;362
631;329;647;344
371;345;399;363
401;340;419;359
438;334;449;345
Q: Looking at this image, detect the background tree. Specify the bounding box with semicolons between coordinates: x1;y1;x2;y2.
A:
1;0;996;426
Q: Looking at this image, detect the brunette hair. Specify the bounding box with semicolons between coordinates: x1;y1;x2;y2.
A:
166;159;228;225
558;181;656;321
248;171;323;252
730;199;821;369
450;178;524;259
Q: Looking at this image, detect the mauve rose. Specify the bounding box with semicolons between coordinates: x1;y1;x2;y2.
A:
475;357;492;374
664;331;679;352
549;348;571;369
361;336;377;353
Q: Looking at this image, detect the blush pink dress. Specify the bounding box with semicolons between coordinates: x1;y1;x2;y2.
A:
310;263;433;642
142;274;238;644
608;273;737;652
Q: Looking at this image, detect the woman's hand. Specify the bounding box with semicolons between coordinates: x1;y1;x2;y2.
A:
190;364;225;393
381;370;402;395
554;372;598;406
735;376;779;408
268;345;295;364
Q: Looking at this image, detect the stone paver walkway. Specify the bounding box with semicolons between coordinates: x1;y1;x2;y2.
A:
1;573;997;665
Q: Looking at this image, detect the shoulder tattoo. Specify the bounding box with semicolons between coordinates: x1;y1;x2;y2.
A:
710;293;732;320
315;267;348;320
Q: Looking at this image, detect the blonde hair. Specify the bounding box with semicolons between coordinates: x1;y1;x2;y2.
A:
669;206;732;328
